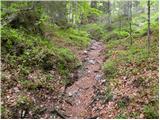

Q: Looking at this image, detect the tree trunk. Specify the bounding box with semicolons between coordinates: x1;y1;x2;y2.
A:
108;0;111;24
147;0;151;54
129;1;132;45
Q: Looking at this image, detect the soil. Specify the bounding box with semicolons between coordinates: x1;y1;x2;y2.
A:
56;40;107;118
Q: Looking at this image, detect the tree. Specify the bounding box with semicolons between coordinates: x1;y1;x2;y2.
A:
128;0;132;45
147;0;151;54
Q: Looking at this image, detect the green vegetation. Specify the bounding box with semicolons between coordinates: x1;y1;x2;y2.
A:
55;28;90;48
115;114;128;119
1;0;158;119
103;60;117;78
143;104;159;119
102;1;158;118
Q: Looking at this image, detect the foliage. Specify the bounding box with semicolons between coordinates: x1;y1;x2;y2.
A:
143;104;159;119
1;0;159;119
56;27;90;48
115;114;127;119
103;60;117;78
81;23;105;40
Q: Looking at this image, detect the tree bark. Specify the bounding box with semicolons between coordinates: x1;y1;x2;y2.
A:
129;1;132;45
147;0;151;54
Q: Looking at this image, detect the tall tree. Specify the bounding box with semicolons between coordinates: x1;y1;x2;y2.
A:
147;0;151;54
107;0;111;24
128;0;132;45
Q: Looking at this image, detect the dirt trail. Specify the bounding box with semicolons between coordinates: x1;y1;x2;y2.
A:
57;40;107;118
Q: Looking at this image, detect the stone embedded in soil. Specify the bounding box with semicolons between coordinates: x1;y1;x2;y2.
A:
112;95;117;101
90;46;97;50
95;74;102;81
100;79;106;84
83;50;88;54
84;57;90;62
13;87;20;93
68;90;79;97
88;59;96;64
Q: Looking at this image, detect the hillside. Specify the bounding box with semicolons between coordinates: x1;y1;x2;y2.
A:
1;1;159;119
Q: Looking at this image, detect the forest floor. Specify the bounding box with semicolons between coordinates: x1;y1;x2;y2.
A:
52;35;158;119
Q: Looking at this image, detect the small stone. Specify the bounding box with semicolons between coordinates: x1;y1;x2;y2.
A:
13;87;19;93
68;90;78;97
95;74;102;81
112;95;117;100
84;50;88;54
88;60;96;64
140;113;144;118
68;92;72;97
101;79;106;83
40;105;44;107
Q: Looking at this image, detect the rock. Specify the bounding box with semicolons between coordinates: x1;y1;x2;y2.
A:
13;87;20;93
68;90;78;97
90;46;96;50
101;79;106;83
83;50;88;54
95;74;102;81
140;113;144;118
112;95;117;100
88;59;96;64
68;92;73;97
84;57;90;62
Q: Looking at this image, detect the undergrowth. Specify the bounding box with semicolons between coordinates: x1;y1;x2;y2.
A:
103;14;158;119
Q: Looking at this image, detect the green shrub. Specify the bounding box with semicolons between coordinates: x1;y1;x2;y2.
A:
56;27;90;48
143;105;159;119
1;26;79;88
117;99;127;108
81;23;105;40
115;114;128;119
103;60;117;78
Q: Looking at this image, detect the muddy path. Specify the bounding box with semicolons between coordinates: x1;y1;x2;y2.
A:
56;40;107;119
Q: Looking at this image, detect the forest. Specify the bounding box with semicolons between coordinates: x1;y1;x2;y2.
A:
1;0;159;119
